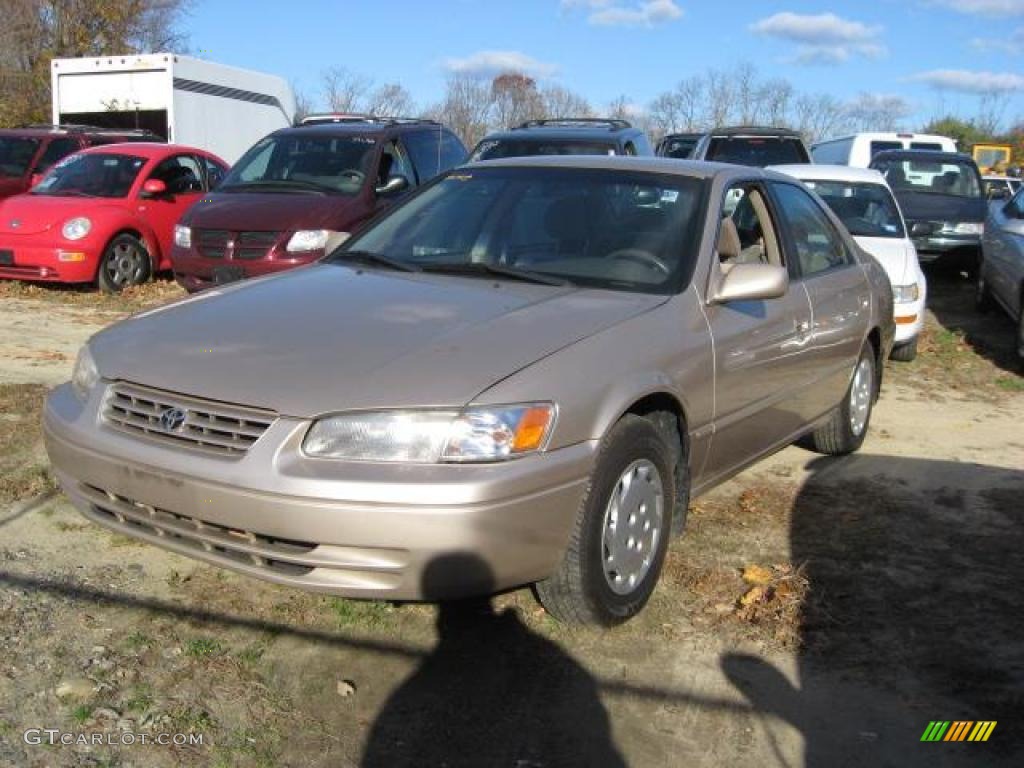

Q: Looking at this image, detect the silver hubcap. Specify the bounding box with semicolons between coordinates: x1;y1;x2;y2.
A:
105;242;143;287
849;357;873;437
601;459;663;595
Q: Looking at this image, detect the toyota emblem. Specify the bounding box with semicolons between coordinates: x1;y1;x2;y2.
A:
158;407;187;432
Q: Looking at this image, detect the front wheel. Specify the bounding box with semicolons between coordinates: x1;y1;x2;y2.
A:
97;234;151;293
535;415;676;626
975;269;993;314
806;342;876;455
1017;307;1024;360
890;337;918;362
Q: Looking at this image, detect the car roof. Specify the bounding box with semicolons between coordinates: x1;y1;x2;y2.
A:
466;154;768;181
870;149;975;163
478;119;639;144
76;142;211;159
0;125;158;139
705;125;804;139
769;163;886;185
275;120;438;139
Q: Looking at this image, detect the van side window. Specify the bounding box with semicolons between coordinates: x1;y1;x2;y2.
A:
770;183;853;277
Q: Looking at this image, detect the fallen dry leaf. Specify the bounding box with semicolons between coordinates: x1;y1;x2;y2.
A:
739;585;770;607
742;565;773;585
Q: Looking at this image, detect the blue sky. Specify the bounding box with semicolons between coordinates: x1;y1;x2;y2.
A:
187;0;1024;128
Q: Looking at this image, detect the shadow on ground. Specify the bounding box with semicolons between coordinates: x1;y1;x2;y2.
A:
723;454;1024;767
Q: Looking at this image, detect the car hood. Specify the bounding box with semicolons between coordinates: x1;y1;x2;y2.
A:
0;176;27;201
853;236;912;285
90;264;668;418
892;191;985;223
182;191;362;232
0;194;120;236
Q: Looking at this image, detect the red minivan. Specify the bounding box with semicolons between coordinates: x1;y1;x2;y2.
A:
171;119;466;291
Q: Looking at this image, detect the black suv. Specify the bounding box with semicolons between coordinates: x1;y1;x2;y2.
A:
171;117;468;291
469;119;653;161
689;126;811;167
0;123;162;200
655;132;703;159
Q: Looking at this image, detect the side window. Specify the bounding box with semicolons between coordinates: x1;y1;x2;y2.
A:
35;138;80;173
402;130;442;184
377;140;413;186
771;182;853;277
202;156;227;190
148;155;203;194
440;131;467;170
718;183;784;270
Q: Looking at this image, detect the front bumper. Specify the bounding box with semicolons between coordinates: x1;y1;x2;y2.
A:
43;382;593;600
171;247;316;292
0;237;98;283
910;232;980;259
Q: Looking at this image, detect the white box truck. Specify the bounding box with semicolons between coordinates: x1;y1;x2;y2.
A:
50;53;295;163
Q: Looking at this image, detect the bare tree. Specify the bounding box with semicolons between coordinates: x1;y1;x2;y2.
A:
428;73;494;148
540;85;592;119
761;78;794;128
844;92;910;132
794;94;848;144
491;72;543;128
321;66;372;114
702;69;735;128
606;95;633;121
291;81;314;123
366;83;416;118
975;92;1006;137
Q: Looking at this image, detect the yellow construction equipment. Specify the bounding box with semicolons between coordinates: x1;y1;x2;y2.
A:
972;143;1012;174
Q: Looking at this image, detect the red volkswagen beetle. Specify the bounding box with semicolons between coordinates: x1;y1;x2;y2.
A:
0;143;228;292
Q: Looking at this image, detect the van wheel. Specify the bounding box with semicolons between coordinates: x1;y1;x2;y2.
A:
806;342;876;455
1017;306;1024;360
98;234;151;293
975;270;993;313
535;415;675;626
890;337;918;362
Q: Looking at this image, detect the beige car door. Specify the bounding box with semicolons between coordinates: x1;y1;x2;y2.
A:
701;182;816;485
769;181;872;420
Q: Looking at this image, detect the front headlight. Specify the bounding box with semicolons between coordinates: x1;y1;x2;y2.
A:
286;229;329;253
892;283;920;304
62;217;91;241
303;404;556;463
71;345;99;401
174;224;192;248
942;222;983;235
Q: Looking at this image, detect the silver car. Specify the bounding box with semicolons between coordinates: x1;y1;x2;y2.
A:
44;157;894;626
979;186;1024;358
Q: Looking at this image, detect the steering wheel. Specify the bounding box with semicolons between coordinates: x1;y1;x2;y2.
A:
609;249;670;275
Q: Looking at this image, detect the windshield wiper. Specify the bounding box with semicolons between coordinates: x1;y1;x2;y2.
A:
329;250;421;273
420;262;569;286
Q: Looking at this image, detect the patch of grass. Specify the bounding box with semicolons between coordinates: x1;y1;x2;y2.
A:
184;637;223;658
54;520;89;533
70;704;92;724
122;684;154;714
124;631;154;651
0;382;55;505
995;375;1024;392
328;597;396;629
169;705;215;732
235;641;268;669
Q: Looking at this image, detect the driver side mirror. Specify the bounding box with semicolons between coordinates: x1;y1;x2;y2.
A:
141;178;168;198
711;263;789;304
375;174;409;197
910;221;935;237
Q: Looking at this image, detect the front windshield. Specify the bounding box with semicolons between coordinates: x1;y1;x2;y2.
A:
333;167;705;294
470;139;617;162
0;137;40;177
31;153;145;198
801;179;905;239
220;134;377;195
872;157;982;199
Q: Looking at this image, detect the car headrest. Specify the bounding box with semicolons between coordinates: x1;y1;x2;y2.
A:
718;217;742;261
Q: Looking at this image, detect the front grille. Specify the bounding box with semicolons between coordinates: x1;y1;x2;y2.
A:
235;231;280;260
80;483;317;577
102;381;276;456
195;228;230;259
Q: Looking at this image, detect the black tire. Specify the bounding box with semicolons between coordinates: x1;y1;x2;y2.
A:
535;415;676;626
975;268;994;314
806;342;876;455
1017;307;1024;361
97;234;151;293
890;337;918;362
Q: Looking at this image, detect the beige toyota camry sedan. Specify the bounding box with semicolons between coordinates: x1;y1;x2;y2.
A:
44;157;894;626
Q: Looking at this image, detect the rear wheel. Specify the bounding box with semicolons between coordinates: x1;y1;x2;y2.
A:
535;415;676;626
97;234;151;293
890;337;918;362
1017;305;1024;360
975;269;993;314
806;342;876;455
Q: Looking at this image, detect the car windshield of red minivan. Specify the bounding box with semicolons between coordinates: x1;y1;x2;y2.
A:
219;135;377;196
31;153;146;198
0;137;40;177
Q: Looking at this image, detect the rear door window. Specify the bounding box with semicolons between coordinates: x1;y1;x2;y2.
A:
770;182;854;278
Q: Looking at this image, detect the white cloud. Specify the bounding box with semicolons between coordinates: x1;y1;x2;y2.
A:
563;0;683;27
441;50;558;79
970;26;1024;53
750;12;886;65
910;68;1024;92
930;0;1024;16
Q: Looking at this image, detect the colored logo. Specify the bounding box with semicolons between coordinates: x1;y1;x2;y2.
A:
921;721;997;742
158;407;187;432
